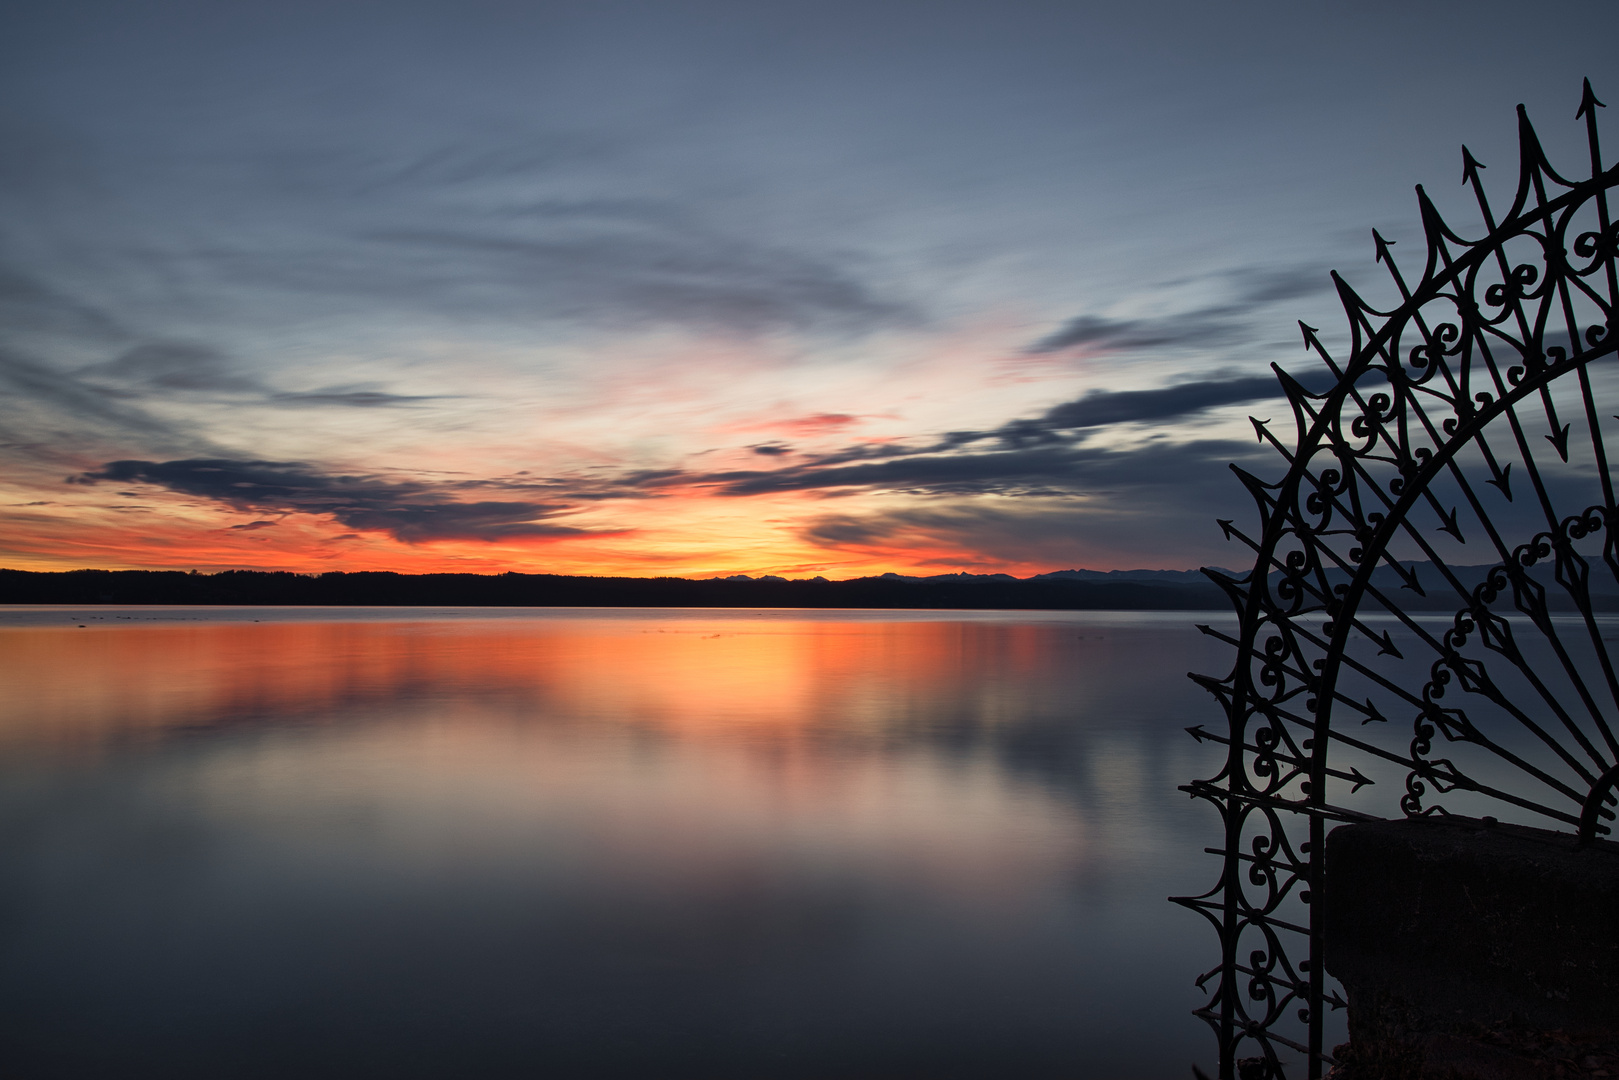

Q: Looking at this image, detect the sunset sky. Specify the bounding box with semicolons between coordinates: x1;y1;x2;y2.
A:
2;0;1613;578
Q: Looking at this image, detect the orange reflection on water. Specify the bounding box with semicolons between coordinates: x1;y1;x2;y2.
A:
0;614;1078;749
0;611;1102;917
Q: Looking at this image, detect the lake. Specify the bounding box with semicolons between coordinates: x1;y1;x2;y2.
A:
0;607;1235;1079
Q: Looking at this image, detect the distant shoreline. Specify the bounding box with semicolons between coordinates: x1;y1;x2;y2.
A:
7;563;1616;613
0;567;1230;611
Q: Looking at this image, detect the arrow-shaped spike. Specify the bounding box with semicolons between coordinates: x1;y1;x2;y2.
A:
1216;519;1235;540
1250;416;1272;442
1361;698;1388;725
1232;464;1279;508
1374;229;1413;299
1332;269;1368;313
1346;767;1374;793
1437;505;1465;542
1185;725;1207;743
1546;422;1571;462
1274;366;1317;406
1372;229;1395;263
1195;625;1242;650
1485;460;1513;501
1390;560;1425;596
1415;184;1450;247
1358;623;1404;659
1517;104;1552;176
1577;78;1606;120
1462;147;1499;228
1298;321;1343;379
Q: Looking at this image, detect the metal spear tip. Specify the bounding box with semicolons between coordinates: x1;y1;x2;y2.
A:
1577;77;1605;119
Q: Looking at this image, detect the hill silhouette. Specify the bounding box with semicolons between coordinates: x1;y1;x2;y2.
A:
0;567;1228;609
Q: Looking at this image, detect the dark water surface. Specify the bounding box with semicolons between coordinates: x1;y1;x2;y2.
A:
0;607;1230;1079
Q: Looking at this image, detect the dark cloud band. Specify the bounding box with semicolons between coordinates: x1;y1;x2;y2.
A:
72;458;602;543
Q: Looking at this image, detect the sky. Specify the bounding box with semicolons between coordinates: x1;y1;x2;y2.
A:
1;0;1615;578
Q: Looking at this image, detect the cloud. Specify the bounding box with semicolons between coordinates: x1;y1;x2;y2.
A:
759;412;865;437
0;347;199;450
79;345;441;408
268;389;446;408
187;197;911;337
1032;375;1295;431
1027;263;1331;355
1227;266;1329;306
71;458;608;543
1027;312;1239;355
80;342;260;393
774;432;1291;571
765;371;1307;469
0;263;126;341
360;210;909;333
795;478;1253;570
696;436;1270;499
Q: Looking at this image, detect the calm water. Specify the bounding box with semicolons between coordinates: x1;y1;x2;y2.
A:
0;607;1232;1079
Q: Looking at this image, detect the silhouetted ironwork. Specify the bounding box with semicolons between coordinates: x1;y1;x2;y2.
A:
1175;81;1618;1079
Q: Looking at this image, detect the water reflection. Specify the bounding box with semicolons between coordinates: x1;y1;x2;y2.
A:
0;609;1226;1079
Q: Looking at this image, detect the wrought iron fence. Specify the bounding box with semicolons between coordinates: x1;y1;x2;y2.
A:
1175;80;1618;1079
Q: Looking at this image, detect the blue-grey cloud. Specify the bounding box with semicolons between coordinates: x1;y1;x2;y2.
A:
352;208;910;333
702;437;1268;498
1027;265;1332;355
790;446;1270;568
1033;375;1304;431
782;371;1307;468
77;344;444;410
0;262;125;341
71;458;606;543
81;343;259;393
1027;312;1241;355
268;389;447;408
0;347;197;450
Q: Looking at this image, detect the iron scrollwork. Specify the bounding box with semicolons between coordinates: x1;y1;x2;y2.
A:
1175;82;1619;1079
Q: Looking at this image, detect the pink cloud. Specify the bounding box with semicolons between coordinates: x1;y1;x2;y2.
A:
721;412;865;439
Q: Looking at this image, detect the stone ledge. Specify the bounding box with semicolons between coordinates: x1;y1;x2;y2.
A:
1323;816;1619;1079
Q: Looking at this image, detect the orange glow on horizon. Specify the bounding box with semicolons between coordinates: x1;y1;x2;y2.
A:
0;481;1137;577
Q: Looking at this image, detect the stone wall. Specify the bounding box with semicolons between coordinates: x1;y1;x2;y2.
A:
1323;816;1619;1079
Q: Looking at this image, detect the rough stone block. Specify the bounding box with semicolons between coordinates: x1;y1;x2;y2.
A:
1323;816;1619;1079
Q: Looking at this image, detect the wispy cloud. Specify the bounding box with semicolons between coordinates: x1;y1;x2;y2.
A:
1020;374;1301;433
1026;264;1330;355
80;343;259;393
180;198;913;338
71;458;615;543
745;371;1305;471
0;347;198;451
267;389;447;408
0;262;126;341
78;343;447;409
1027;311;1241;355
696;437;1267;499
357;208;910;334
